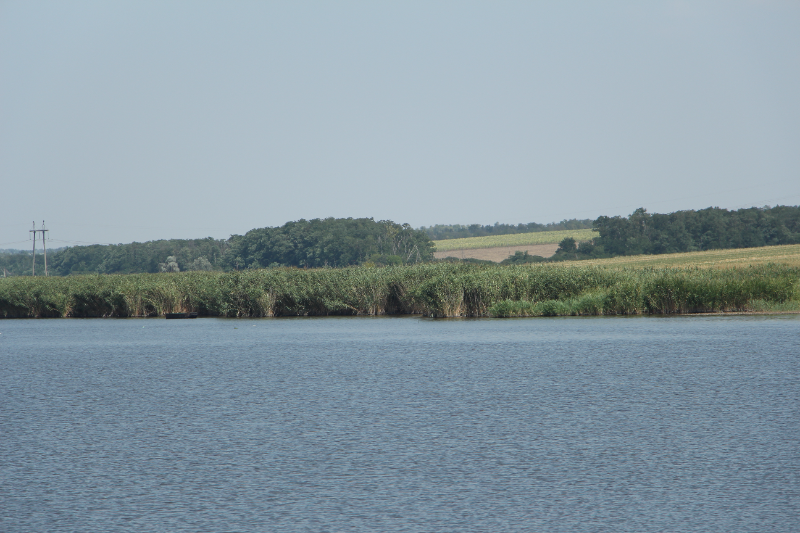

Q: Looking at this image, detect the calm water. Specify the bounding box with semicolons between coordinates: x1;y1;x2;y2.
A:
1;315;798;532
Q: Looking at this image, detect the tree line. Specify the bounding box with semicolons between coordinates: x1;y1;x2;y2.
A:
2;207;799;276
0;218;434;276
592;206;800;255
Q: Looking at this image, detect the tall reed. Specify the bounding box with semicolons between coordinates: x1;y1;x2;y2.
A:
1;263;797;318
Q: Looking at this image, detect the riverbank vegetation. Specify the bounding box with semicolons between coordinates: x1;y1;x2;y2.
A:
2;258;797;319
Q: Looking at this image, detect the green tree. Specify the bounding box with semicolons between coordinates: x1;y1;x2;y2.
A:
557;237;577;253
159;256;180;272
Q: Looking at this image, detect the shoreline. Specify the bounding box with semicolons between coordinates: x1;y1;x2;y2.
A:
3;309;799;319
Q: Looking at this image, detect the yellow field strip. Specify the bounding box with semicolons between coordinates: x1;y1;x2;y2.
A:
561;244;800;269
433;229;598;252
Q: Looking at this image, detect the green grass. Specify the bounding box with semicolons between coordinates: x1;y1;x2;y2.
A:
2;261;797;318
432;229;598;252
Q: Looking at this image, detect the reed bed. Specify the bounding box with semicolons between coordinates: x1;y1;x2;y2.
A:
1;263;797;318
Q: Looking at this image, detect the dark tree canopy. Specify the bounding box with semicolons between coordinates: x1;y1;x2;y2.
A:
225;218;433;269
48;238;229;275
557;237;577;254
592;206;800;257
0;218;432;276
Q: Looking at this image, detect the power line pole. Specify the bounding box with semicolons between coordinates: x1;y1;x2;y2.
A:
30;222;35;276
43;221;48;276
29;221;49;276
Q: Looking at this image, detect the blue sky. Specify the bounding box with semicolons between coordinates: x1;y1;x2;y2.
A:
1;1;798;247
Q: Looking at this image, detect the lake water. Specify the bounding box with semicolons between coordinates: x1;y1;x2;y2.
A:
1;315;798;532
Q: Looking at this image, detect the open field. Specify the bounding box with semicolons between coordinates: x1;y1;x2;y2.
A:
561;243;800;269
432;229;597;252
434;244;559;262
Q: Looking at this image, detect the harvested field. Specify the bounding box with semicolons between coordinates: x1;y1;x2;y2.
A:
432;229;597;252
561;243;800;269
434;244;559;262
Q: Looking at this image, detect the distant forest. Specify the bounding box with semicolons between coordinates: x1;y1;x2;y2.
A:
594;206;800;254
501;205;800;264
420;219;594;240
0;218;434;276
2;206;799;276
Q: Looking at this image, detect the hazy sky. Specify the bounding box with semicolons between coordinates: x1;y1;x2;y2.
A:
2;1;798;247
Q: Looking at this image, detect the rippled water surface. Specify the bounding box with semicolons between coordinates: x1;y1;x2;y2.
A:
1;315;798;532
